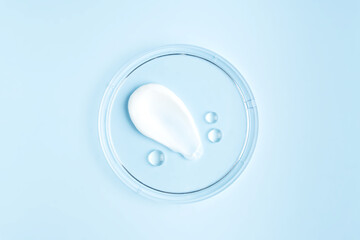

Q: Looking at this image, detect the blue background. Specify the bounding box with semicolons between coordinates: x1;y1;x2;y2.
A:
0;0;359;239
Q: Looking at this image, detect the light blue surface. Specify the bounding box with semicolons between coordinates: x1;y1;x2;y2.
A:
0;0;359;239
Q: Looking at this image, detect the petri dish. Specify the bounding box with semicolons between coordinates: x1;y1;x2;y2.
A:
98;45;258;203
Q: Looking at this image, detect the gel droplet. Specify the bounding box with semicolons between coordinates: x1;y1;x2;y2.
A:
207;129;222;143
205;112;218;124
147;150;165;166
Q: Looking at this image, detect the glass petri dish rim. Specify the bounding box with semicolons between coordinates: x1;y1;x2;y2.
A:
98;44;258;203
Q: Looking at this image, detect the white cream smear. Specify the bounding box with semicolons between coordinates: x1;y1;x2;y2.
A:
128;83;203;160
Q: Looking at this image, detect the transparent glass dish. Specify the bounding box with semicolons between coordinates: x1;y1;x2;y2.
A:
98;45;258;203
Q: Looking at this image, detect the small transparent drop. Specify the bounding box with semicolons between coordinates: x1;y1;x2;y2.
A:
147;150;165;166
207;129;222;143
205;112;218;124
